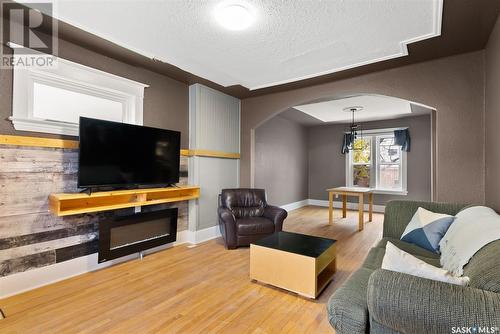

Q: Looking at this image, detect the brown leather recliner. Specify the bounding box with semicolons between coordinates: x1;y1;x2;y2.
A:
218;188;288;249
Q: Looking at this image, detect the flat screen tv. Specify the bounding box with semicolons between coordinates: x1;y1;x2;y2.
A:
78;117;181;190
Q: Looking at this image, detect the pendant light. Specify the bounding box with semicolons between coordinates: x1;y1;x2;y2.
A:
343;106;364;150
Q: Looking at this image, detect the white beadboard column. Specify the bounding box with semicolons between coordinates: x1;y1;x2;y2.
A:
188;84;240;236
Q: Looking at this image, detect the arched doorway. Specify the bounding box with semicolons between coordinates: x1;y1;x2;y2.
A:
251;94;437;207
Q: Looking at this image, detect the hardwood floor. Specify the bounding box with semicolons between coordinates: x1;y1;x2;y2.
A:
0;206;383;333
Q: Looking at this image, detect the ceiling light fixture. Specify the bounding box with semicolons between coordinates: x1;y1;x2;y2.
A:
343;106;364;151
214;1;256;31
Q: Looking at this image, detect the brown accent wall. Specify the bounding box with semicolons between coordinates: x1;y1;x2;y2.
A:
307;115;432;205
254;115;309;206
241;51;486;205
485;16;500;211
0;37;189;148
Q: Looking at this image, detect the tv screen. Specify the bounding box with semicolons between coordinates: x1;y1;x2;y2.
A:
78;117;181;189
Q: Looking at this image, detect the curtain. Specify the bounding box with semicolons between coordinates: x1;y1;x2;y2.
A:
394;129;410;152
341;133;354;154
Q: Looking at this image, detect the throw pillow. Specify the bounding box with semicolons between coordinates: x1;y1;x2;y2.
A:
400;207;455;253
382;242;470;286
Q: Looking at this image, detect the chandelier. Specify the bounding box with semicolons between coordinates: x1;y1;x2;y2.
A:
343;106;364;151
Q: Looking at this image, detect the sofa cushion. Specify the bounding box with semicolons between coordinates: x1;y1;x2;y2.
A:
236;217;274;235
362;247;387;270
463;239;500;293
376;237;440;259
327;267;373;334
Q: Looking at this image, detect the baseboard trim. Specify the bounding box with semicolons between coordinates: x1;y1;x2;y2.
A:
0;227;221;299
280;199;309;212
185;225;221;244
279;199;386;213
308;199;386;213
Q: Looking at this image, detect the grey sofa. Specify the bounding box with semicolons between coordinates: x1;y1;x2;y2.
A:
327;200;500;334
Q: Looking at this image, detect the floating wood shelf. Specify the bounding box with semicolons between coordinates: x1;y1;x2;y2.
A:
49;186;200;216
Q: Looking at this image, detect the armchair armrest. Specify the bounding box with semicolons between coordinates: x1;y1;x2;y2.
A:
218;207;237;249
263;205;288;232
218;207;235;223
367;269;500;334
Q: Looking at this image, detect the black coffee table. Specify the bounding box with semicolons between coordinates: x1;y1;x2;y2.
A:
249;231;337;298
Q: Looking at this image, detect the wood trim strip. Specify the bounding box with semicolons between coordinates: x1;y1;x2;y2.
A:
0;135;192;157
0;135;240;159
189;149;240;159
180;149;192;157
0;135;79;149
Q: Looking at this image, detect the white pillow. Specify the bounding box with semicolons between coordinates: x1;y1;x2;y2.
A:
382;242;470;286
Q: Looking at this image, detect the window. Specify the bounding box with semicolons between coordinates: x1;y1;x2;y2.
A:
351;137;371;187
346;130;407;194
10;49;148;136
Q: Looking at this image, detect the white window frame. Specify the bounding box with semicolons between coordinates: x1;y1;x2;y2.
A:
346;135;373;189
346;128;408;195
10;48;149;136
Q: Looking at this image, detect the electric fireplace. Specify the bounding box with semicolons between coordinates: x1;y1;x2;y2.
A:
98;208;178;263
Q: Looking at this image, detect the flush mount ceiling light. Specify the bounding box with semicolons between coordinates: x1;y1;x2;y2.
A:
214;1;256;31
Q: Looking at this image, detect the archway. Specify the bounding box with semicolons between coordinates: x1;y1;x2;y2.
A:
250;93;437;205
240;56;485;205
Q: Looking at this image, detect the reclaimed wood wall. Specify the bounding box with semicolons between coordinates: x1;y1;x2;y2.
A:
0;145;189;277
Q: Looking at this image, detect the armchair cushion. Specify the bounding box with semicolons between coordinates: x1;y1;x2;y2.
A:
236;217;275;235
367;269;500;334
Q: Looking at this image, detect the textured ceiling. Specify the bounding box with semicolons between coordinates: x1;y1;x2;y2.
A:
46;0;442;90
293;95;431;124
